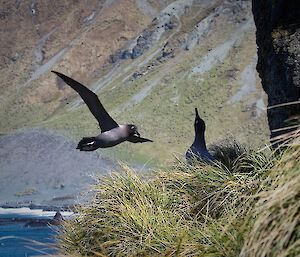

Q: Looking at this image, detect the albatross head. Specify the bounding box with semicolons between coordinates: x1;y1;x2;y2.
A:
127;124;140;137
194;108;206;133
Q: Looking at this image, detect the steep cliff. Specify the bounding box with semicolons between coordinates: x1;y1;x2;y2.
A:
252;0;300;144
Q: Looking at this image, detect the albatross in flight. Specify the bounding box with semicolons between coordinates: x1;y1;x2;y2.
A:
52;71;153;151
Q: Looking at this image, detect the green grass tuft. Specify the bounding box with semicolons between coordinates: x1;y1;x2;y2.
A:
58;137;300;257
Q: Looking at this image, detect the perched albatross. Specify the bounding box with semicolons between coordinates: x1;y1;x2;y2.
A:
185;108;215;164
52;71;153;151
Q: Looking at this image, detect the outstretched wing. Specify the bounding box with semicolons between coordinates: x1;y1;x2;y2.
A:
52;71;119;132
127;135;153;143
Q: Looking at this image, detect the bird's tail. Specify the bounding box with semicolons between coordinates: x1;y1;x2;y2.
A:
76;137;98;151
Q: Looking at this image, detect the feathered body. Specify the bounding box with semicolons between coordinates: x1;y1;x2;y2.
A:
186;108;215;164
52;71;152;151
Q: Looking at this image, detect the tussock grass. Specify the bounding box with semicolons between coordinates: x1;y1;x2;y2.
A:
59;167;201;256
240;142;300;257
163;143;273;218
59;138;299;257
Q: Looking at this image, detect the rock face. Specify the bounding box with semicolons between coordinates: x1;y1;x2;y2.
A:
109;6;179;63
252;0;300;142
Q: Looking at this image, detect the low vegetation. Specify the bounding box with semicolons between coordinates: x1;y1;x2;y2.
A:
58;131;299;256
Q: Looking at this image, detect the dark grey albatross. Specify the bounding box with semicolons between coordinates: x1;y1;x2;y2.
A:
185;108;215;164
52;71;153;151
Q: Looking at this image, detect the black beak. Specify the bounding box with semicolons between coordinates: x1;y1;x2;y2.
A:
134;131;141;137
195;108;199;118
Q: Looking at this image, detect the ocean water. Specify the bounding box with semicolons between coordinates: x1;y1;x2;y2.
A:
0;221;57;257
0;208;72;257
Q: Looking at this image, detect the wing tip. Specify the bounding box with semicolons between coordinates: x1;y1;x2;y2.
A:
51;70;62;77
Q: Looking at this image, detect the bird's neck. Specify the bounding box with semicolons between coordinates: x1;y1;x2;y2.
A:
193;130;207;149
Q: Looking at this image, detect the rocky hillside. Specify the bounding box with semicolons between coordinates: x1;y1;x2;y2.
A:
1;0;269;160
0;0;153;131
0;0;269;205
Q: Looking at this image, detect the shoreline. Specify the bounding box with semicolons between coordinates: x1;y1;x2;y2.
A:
0;207;73;217
0;207;74;227
0;202;75;212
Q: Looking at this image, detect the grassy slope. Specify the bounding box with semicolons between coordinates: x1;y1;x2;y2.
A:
0;0;151;134
58;133;300;257
45;23;268;165
1;1;269;166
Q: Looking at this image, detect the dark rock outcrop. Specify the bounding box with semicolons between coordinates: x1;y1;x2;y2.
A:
50;211;64;225
109;12;178;63
252;0;300;144
24;211;64;227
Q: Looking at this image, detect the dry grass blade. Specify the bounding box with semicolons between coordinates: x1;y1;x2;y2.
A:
240;145;300;257
267;100;300;109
